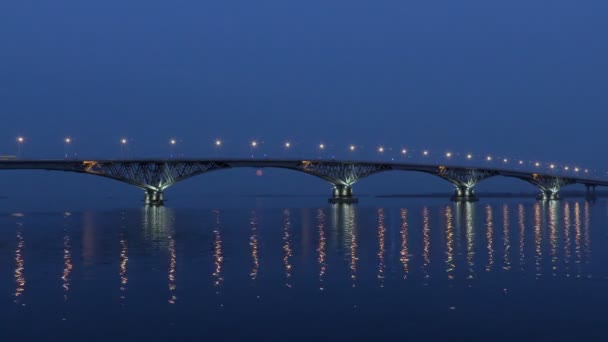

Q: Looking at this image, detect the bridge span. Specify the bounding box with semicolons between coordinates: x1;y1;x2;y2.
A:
0;159;606;205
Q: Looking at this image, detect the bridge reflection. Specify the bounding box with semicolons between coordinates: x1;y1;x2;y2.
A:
6;201;599;306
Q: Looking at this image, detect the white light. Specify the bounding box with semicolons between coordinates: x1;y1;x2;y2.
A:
64;137;71;144
121;138;127;145
319;143;325;150
486;156;492;161
401;149;407;155
574;167;580;172
170;139;177;145
467;154;472;159
17;136;24;143
550;164;555;169
423;150;429;156
378;146;384;153
446;152;452;158
251;141;258;147
519;160;524;165
585;169;589;173
349;145;356;151
535;162;540;167
285;142;291;148
503;158;508;163
215;139;222;146
564;166;569;171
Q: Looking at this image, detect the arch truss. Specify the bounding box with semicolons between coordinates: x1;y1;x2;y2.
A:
80;161;229;199
298;161;391;203
436;167;497;201
522;174;576;200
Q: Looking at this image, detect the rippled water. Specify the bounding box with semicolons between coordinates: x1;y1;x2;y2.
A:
1;199;607;340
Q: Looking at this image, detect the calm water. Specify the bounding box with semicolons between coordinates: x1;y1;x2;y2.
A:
1;198;608;340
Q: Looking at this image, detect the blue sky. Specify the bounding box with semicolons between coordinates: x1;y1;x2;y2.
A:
1;0;607;202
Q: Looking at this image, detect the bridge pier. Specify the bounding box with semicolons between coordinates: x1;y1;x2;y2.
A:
145;190;164;206
538;190;560;201
329;185;358;204
451;186;479;202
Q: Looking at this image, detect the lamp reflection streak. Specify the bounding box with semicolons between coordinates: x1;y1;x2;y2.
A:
348;206;358;287
485;205;494;272
563;202;571;277
465;203;475;279
62;234;73;301
14;231;25;301
422;207;431;279
534;202;542;278
445;206;455;280
212;210;223;290
583;201;591;272
317;209;326;289
377;208;386;287
548;201;558;276
283;209;293;288
518;204;525;271
502;204;511;271
574;202;582;278
119;237;128;301
250;210;260;281
400;208;409;279
168;234;177;304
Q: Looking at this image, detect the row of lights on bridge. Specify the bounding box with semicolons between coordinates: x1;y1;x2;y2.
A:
14;136;591;174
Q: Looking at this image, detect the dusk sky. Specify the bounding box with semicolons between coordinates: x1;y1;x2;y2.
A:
1;0;607;202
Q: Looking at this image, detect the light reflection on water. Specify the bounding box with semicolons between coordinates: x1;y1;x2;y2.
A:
0;199;606;339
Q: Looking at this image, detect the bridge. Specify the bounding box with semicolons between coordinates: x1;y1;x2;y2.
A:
1;159;606;205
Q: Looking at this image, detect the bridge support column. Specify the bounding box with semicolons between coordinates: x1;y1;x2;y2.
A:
145;190;164;206
329;185;358;204
451;186;479;202
585;184;597;200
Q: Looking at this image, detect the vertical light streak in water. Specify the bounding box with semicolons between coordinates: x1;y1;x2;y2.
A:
119;237;128;302
465;203;475;279
283;209;293;288
534;202;542;278
518;204;525;271
399;208;409;279
422;207;431;280
250;210;260;281
377;208;386;287
168;233;177;304
347;205;358;287
317;209;326;290
445;205;455;280
574;202;582;278
548;201;558;276
212;210;224;291
14;230;25;301
502;204;511;271
485;205;494;272
583;201;591;274
563;202;571;277
62;233;73;301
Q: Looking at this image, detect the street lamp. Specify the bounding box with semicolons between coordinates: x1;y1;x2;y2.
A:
378;146;384;153
349;145;356;152
16;136;24;157
284;141;291;149
445;152;452;158
64;137;72;159
467;154;473;160
422;150;429;156
120;138;128;159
